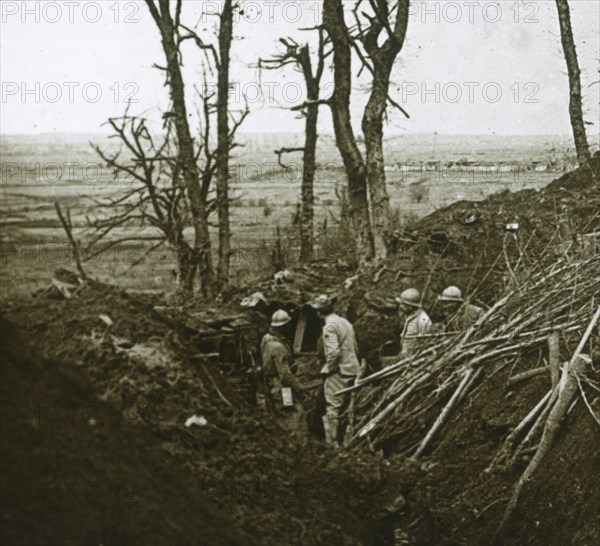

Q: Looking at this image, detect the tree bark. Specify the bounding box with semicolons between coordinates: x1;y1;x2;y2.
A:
323;0;374;264
555;0;591;165
145;0;216;299
301;96;318;262
361;0;410;261
175;244;196;295
216;0;233;291
362;75;391;261
296;43;322;264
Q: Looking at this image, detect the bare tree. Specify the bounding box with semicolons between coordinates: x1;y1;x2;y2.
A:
144;0;216;298
323;0;411;264
354;0;410;259
88;72;247;297
260;31;330;262
215;0;234;291
89;116;199;295
180;0;246;292
555;0;591;165
323;0;374;265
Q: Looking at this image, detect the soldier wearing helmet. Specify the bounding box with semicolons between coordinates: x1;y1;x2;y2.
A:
311;294;361;448
438;286;485;333
240;292;271;408
396;288;432;358
260;310;306;435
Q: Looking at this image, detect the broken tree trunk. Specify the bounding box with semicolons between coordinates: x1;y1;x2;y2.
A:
498;353;591;534
497;306;599;535
486;388;554;472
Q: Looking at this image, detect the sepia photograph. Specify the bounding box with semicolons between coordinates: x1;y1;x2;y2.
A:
1;1;599;544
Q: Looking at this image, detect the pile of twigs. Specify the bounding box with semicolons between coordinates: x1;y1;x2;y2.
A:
342;253;600;458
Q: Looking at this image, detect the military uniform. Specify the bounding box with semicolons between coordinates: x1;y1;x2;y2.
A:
261;332;306;434
444;303;485;333
399;308;432;357
320;313;361;446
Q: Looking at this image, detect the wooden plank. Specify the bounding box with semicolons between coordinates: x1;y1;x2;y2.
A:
293;310;308;353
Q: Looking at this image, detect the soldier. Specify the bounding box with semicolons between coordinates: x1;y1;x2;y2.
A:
260;310;306;436
396;288;432;358
311;294;361;448
240;292;270;408
437;286;484;333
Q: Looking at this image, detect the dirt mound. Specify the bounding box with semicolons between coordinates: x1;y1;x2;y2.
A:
0;342;251;546
405;363;600;546
343;152;600;366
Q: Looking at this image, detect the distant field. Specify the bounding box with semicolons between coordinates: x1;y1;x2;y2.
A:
0;132;590;299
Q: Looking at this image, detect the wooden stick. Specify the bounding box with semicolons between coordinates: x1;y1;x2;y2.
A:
498;354;591;535
548;329;561;388
486;389;553;472
508;367;548;385
352;373;431;444
54;201;88;280
513;385;559;460
568;306;600;367
413;367;477;459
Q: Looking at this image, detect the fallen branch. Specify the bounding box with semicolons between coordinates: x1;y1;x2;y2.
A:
508;367;548;385
413;367;480;459
352;373;431;444
497;353;591;535
486;388;553;472
548;329;561;388
497;306;599;535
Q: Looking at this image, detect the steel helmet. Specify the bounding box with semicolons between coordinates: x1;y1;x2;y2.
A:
271;309;292;328
439;286;463;302
311;294;333;309
396;288;421;308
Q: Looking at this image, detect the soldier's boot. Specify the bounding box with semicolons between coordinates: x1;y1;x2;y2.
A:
322;415;340;448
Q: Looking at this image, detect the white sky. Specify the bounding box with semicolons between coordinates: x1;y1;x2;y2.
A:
1;0;599;135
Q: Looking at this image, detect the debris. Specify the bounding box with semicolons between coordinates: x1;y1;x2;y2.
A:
274;269;294;284
240;292;268;308
344;275;359;289
373;266;387;284
185;415;208;428
98;314;113;328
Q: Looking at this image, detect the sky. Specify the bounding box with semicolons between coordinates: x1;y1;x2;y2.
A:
1;0;599;135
